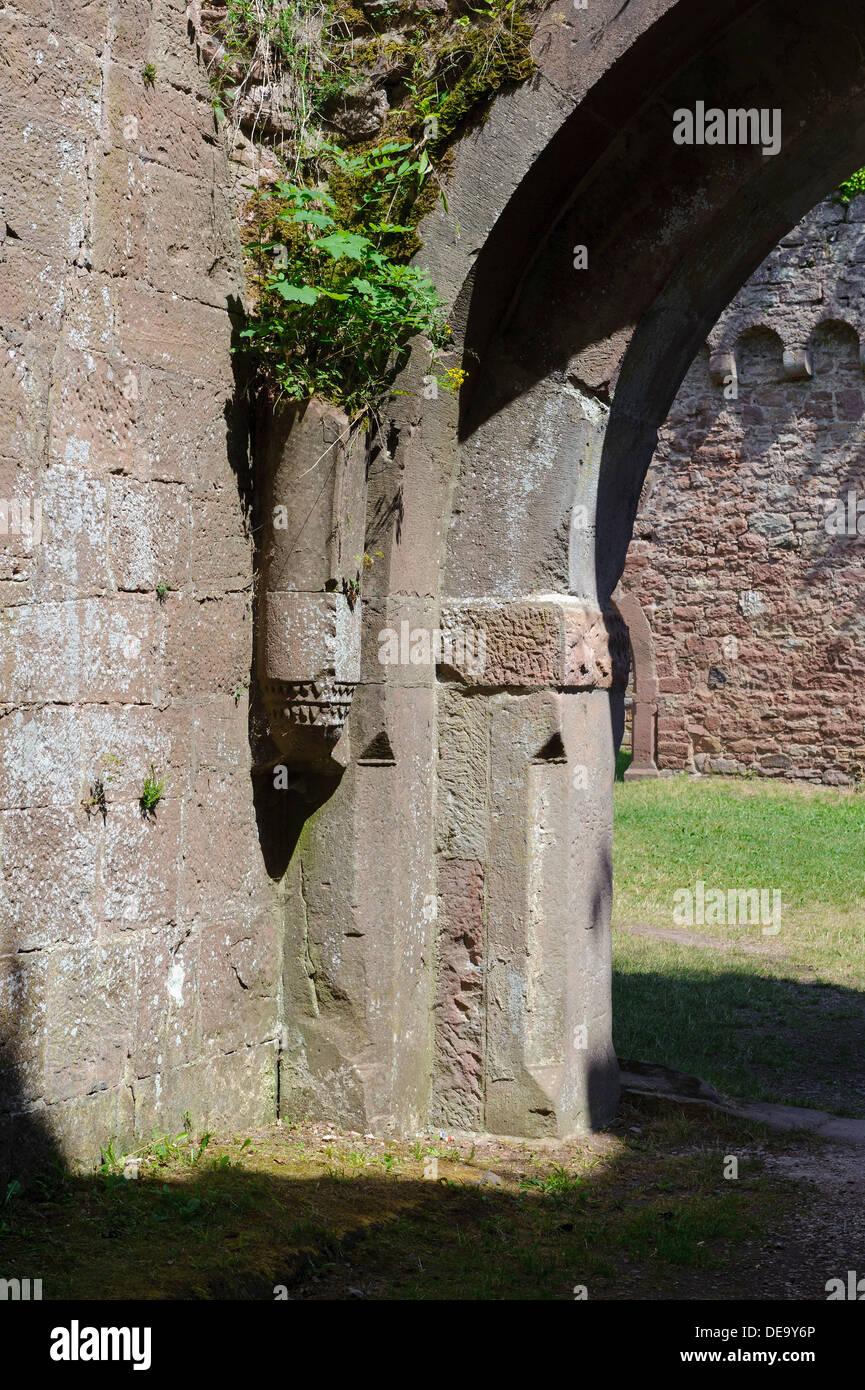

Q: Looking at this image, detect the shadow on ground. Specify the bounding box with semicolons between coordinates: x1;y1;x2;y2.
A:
0;1099;847;1301
613;959;865;1118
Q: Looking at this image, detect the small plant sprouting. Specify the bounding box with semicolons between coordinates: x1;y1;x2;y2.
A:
83;777;109;823
233;683;246;705
356;550;383;574
439;364;469;395
139;764;166;819
155;581;170;603
82;752;121;823
834;167;865;206
98;1139;125;1182
142;63;157;88
341;573;360;611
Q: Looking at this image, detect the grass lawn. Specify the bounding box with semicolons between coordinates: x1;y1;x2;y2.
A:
612;775;865;1115
0;1103;798;1300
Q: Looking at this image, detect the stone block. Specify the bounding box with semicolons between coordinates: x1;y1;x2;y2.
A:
0;598;158;704
101;798;181;932
0;948;48;1106
110;477;192;592
44;936;137;1104
0;807;100;953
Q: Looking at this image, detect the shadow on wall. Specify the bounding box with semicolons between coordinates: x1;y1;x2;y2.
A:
222;294;346;881
1;965;63;1184
587;826;618;1132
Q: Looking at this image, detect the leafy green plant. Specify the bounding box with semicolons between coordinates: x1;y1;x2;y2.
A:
150;1130;189;1166
203;0;536;413
835;167;865;205
241;177;448;412
193;1132;213;1165
519;1164;586;1198
139;764;167;818
99;1140;123;1175
155;581;171;602
142;63;157;88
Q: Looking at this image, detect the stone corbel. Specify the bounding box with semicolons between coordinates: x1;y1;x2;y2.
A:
257;399;367;769
782;347;812;380
708;350;737;390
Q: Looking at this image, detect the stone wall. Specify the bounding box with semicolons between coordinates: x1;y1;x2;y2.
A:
623;196;865;784
0;0;280;1171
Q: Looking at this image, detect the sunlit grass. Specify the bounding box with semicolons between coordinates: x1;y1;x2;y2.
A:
612;776;865;1113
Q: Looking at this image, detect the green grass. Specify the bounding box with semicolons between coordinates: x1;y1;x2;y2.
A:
616;747;632;781
614;776;865;928
0;1106;796;1300
612;776;865;1114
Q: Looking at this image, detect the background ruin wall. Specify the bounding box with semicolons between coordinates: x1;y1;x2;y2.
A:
623;196;865;784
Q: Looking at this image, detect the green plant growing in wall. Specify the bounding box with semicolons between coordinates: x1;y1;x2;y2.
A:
204;0;537;414
142;62;157;88
240;176;448;414
834;167;865;205
140;764;167;819
155;581;171;603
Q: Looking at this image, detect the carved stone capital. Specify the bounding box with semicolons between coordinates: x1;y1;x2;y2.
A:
438;598;631;690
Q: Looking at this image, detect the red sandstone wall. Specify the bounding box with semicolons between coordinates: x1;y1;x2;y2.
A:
0;0;280;1167
624;198;865;784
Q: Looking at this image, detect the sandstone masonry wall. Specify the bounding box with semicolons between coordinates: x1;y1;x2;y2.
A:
0;0;280;1170
623;196;865;783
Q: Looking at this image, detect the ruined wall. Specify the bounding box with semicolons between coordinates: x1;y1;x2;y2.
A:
0;0;280;1171
624;196;865;784
7;0;865;1164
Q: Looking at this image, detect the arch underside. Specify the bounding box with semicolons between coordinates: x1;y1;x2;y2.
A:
454;0;865;605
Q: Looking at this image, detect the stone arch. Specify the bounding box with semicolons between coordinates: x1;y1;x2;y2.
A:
279;0;865;1140
808;317;863;378
450;0;865;609
735;325;786;385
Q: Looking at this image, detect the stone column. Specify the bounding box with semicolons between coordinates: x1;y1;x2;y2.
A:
433;598;628;1137
256;400;365;770
614;587;660;781
627;698;659;780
